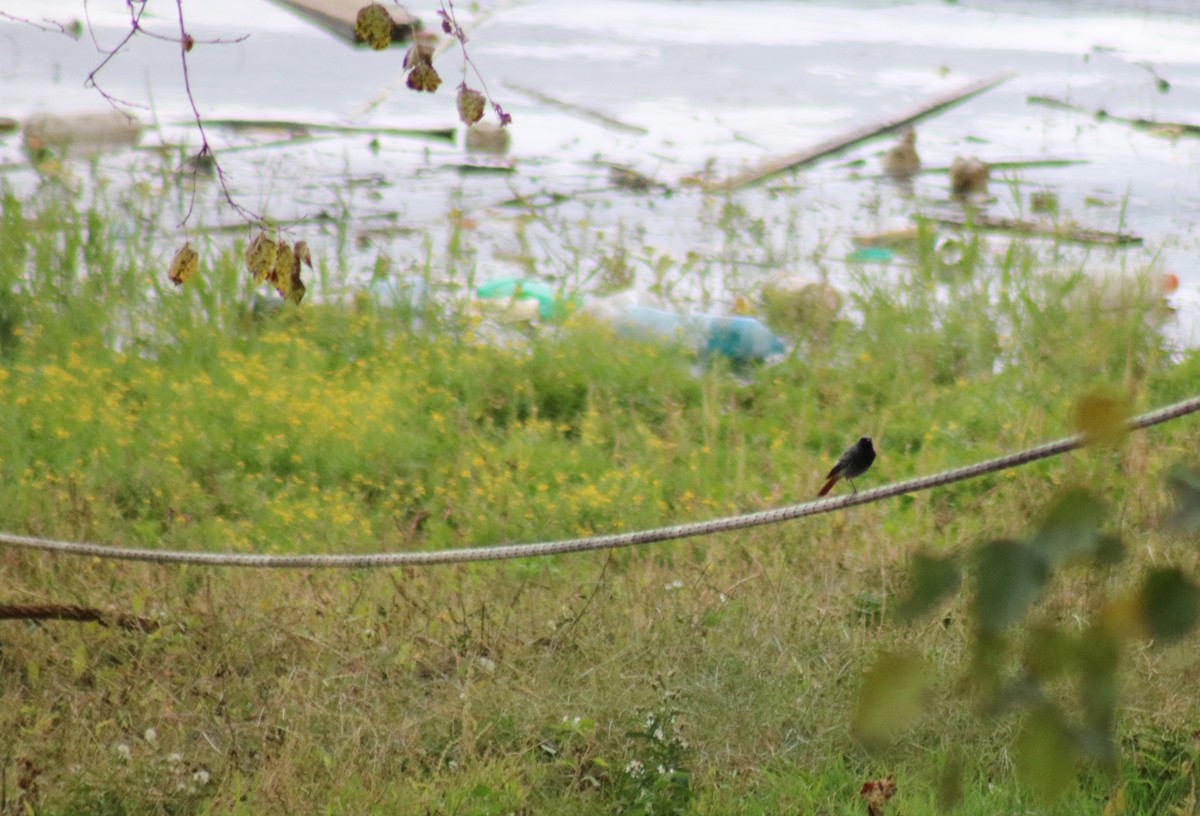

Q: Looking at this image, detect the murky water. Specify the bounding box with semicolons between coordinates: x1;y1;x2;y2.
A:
2;1;1199;340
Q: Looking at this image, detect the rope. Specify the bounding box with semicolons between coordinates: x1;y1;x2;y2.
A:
2;394;1198;569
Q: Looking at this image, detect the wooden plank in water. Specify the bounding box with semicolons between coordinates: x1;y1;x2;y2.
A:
713;71;1017;192
925;211;1142;247
270;0;419;46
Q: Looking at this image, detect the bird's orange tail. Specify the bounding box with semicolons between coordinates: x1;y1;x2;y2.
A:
817;476;839;497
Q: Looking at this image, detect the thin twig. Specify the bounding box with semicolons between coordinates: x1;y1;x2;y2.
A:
0;10;81;37
173;0;264;228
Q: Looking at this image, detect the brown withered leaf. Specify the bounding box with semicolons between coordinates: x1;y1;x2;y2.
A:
245;232;278;285
456;85;486;126
860;775;897;816
407;62;442;93
282;240;311;305
167;243;199;286
272;240;295;289
403;44;432;69
355;4;394;50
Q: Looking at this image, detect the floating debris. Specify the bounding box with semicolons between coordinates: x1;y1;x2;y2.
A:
882;128;920;178
465;122;512;155
949;156;990;196
760;273;843;337
607;163;656;192
713;71;1016;191
23;110;142;159
1028;95;1200;136
199;118;455;142
924;211;1142;247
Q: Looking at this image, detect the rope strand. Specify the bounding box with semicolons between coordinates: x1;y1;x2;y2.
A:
3;394;1198;568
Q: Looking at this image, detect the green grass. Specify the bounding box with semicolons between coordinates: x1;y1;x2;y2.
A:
1;178;1199;814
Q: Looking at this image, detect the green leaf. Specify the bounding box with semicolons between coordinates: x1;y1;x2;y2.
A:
936;753;964;810
1022;623;1075;680
972;539;1048;632
1076;626;1119;769
1166;466;1200;534
897;551;961;622
1029;488;1106;566
854;650;929;745
1015;704;1077;802
1139;568;1200;644
1093;533;1125;566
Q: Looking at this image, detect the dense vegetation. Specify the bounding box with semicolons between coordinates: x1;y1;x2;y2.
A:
1;179;1198;814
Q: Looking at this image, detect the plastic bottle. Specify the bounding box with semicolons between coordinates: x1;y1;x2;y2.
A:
475;278;574;320
614;306;785;362
578;289;663;323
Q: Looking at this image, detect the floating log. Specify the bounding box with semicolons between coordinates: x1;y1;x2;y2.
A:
503;81;649;135
922;211;1142;247
1028;95;1200;136
23;110;142;156
198;118;456;142
712;71;1017;192
269;0;419;47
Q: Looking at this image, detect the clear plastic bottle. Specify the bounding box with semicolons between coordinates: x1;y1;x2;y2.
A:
615;306;785;362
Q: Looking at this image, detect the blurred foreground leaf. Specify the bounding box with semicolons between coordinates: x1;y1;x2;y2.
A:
1165;466;1200;533
854;651;929;745
972;539;1048;632
1015;704;1077;802
1029;488;1106;566
1139;568;1200;644
1072;390;1130;446
896;552;960;622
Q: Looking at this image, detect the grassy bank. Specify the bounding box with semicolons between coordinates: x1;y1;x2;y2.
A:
1;180;1199;814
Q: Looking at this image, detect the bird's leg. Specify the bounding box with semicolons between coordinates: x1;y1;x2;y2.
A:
848;478;857;495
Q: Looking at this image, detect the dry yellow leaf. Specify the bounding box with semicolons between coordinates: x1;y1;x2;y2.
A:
456;86;485;126
167;243;199;286
355;4;393;50
283;240;312;305
407;63;442;93
272;240;295;289
245;232;278;285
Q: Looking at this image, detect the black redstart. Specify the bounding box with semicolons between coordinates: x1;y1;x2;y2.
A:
817;437;876;497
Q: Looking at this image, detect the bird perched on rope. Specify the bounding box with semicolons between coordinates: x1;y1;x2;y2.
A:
817;437;876;497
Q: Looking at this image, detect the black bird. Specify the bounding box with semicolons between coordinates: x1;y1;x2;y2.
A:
817;437;876;497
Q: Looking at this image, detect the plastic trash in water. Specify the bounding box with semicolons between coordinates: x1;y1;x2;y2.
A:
475;278;574;321
760;273;843;336
578;288;663;322
847;246;895;263
615;306;785;363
